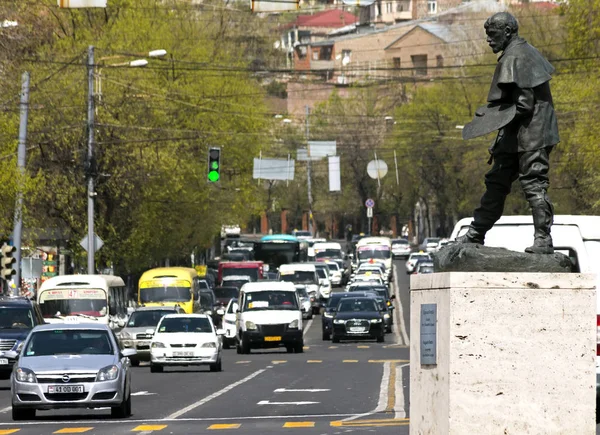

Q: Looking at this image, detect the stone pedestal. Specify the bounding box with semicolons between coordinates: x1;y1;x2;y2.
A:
410;272;596;435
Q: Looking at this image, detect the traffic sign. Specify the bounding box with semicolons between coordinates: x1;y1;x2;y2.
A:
367;159;388;179
366;207;373;218
80;234;104;253
365;198;375;208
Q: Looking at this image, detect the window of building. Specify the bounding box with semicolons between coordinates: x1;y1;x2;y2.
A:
393;57;401;69
427;0;437;14
312;48;319;60
296;46;307;60
436;55;443;68
386;2;392;13
411;54;428;75
319;45;333;61
396;1;404;11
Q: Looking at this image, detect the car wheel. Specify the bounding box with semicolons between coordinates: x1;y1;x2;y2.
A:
377;334;385;343
0;372;11;380
286;345;294;353
386;325;392;334
130;359;140;367
294;343;304;353
210;359;222;372
322;331;330;341
332;335;340;344
150;364;163;373
12;407;35;421
241;336;250;354
223;341;230;350
111;392;131;418
308;311;313;320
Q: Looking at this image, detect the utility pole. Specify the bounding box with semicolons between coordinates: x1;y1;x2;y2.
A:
12;71;30;296
87;46;96;274
305;105;313;236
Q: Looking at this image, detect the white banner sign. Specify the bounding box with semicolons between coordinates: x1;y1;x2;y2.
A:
253;158;295;181
308;141;337;158
328;156;341;192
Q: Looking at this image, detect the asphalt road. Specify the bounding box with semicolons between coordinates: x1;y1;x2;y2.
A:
0;264;411;435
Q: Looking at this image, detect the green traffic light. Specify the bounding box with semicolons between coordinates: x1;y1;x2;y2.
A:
208;171;220;182
211;161;219;170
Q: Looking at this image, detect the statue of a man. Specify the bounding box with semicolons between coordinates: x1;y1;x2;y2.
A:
458;12;559;254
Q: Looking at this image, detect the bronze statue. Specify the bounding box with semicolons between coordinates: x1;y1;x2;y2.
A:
459;12;559;254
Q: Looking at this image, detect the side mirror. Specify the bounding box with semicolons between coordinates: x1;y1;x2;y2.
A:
4;350;19;359
216;329;225;336
145;328;155;336
235;309;241;314
122;348;137;358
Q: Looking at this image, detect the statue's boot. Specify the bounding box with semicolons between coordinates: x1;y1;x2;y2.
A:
525;199;554;254
455;226;485;245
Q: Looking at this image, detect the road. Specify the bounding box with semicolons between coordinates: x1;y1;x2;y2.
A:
0;260;412;435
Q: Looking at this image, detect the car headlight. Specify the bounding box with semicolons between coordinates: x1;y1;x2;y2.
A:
324;312;333;318
151;342;166;348
333;319;345;324
122;340;133;348
217;309;225;315
96;365;119;382
15;367;37;383
245;321;257;330
201;342;217;348
205;310;213;316
383;313;390;319
119;331;132;339
370;318;382;323
288;319;299;329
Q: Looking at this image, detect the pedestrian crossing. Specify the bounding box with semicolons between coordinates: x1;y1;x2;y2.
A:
0;419;410;434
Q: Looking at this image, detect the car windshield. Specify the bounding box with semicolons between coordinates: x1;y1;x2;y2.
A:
279;271;317;284
419;266;435;273
222;280;249;289
326;263;339;271
316;268;327;279
243;291;299;311
140;287;191;303
337;299;378;313
327;295;345;308
24;329;113;356
357;249;391;260
296;288;309;298
315;249;342;259
198;281;209;290
410;254;430;261
222;267;259;281
294;231;311;237
214;287;239;299
200;293;215;309
158;317;213;333
127;310;170;328
0;308;34;329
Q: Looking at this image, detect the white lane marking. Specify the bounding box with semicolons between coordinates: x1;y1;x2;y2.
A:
393;264;410;345
303;318;314;338
131;391;157;396
274;388;330;393
258;400;319;405
342;361;391;421
0;413;360;426
395;363;409;419
0;406;11;413
165;368;268;419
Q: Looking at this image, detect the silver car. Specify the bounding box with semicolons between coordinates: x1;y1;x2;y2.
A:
10;323;136;421
118;306;184;366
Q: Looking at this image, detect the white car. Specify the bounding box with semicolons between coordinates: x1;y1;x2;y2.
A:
405;252;432;274
391;239;411;258
222;299;238;349
324;262;342;286
149;314;223;373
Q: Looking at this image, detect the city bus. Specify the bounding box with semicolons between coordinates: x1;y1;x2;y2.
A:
355;237;392;276
254;234;309;270
138;267;200;314
37;275;127;329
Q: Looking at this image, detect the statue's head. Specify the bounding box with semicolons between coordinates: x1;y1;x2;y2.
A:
484;12;519;54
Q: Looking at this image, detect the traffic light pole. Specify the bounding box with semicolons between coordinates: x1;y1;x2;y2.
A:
305;105;314;236
12;71;30;296
87;46;96;274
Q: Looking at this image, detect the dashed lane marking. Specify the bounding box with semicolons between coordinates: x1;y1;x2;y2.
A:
368;359;409;363
0;431;19;435
303;346;310;350
54;429;93;434
328;346;338;349
272;360;287;364
306;360;322;363
343;360;358;363
132;425;167;432
331;418;410;427
357;345;370;349
208;424;241;430
283;422;315;428
235;361;251;364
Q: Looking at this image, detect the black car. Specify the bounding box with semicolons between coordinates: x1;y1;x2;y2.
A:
322;291;377;341
331;297;385;343
213;286;239;324
199;289;220;327
347;283;395;323
374;296;393;333
0;296;45;379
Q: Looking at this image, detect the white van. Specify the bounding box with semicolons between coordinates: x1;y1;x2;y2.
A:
278;263;321;313
236;281;303;354
355;237;392;279
451;215;600;415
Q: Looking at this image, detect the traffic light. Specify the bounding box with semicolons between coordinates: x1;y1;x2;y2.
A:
0;243;16;281
207;147;221;183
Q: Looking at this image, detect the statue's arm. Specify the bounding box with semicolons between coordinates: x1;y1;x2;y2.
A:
512;86;535;120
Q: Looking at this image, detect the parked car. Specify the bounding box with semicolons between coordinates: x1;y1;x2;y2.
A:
149;314;223;372
118;306;185;366
11;323;136;420
331;297;385;343
0;296;45;380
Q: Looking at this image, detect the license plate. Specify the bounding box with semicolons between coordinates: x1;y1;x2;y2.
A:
173;351;194;357
349;327;366;333
0;358;8;365
264;336;281;342
48;385;84;394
